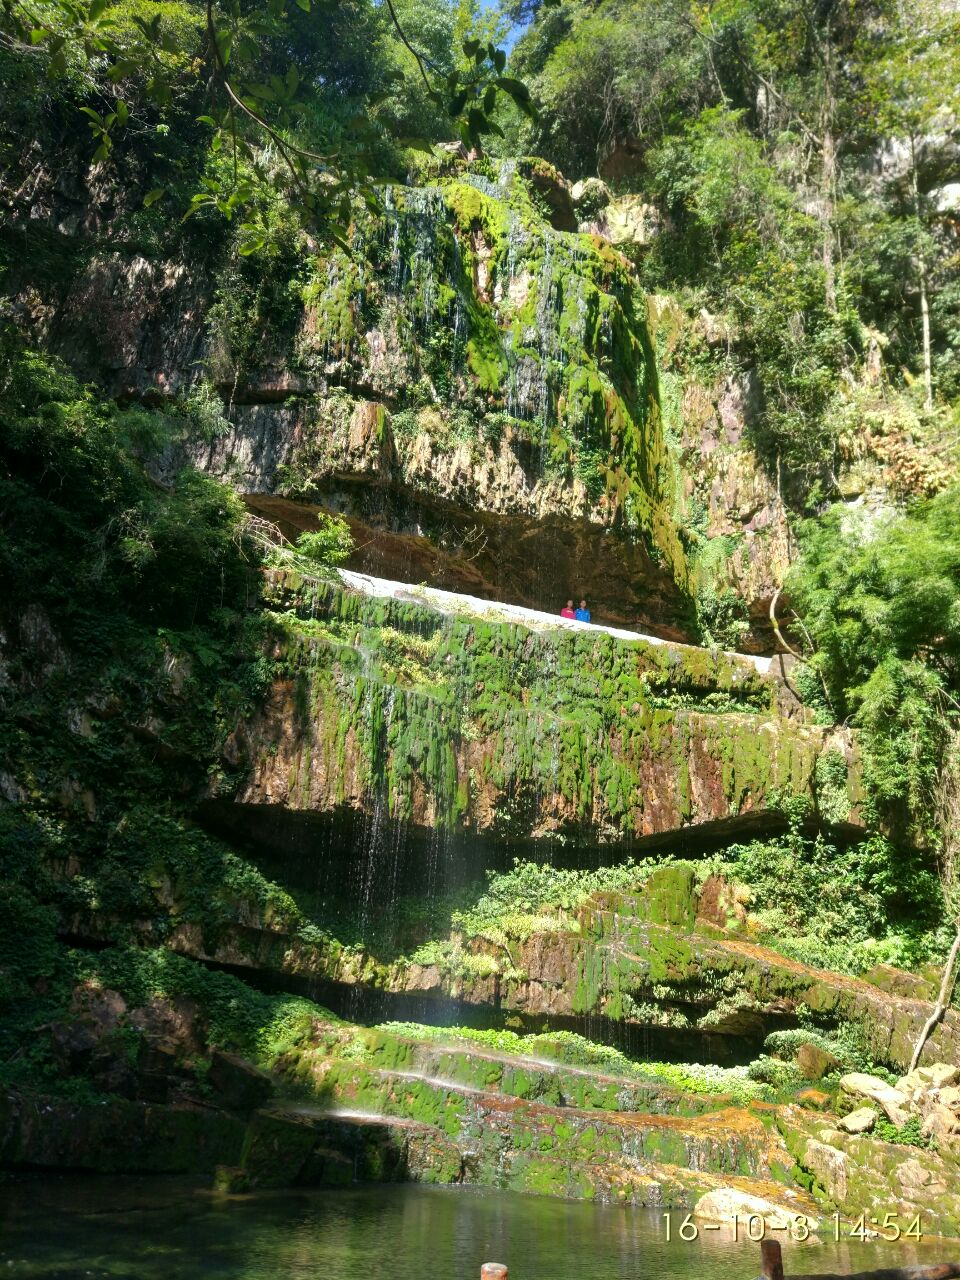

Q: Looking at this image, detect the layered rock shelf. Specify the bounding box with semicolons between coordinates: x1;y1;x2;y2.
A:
208;571;860;849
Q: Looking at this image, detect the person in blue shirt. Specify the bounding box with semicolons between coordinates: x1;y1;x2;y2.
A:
575;599;591;623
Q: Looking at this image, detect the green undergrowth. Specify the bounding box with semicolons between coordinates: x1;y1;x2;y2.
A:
448;857;671;949
705;800;944;976
788;492;960;845
372;1021;774;1104
0;933;333;1100
73;946;329;1065
871;1115;932;1149
0;340;346;1102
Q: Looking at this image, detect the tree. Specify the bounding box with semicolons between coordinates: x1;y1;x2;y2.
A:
860;0;960;409
0;0;538;247
787;488;960;837
910;730;960;1069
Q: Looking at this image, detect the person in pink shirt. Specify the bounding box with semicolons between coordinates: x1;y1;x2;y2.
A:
560;599;576;619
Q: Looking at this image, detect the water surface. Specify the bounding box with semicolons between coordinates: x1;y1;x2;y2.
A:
0;1177;953;1279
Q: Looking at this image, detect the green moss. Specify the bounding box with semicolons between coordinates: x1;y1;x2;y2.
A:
644;864;697;929
260;574;813;841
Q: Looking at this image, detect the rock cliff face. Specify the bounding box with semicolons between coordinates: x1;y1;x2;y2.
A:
10;154;820;648
12;163;705;634
7;136;955;1237
207;572;858;853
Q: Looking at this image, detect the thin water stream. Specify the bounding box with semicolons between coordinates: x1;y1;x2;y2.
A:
1;1177;950;1280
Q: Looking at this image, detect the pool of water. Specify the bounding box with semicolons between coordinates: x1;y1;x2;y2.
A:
0;1176;953;1280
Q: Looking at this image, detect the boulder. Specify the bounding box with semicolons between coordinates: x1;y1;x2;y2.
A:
921;1102;960;1143
48;1020;100;1073
571;177;611;218
797;1043;841;1081
209;1050;274;1113
517;158;576;231
695;874;748;932
70;984;127;1030
694;1187;816;1230
838;1107;877;1135
604;195;660;247
239;1108;320;1188
839;1073;910;1127
129;995;206;1057
796;1089;832;1111
802;1138;849;1203
896;1156;934;1191
920;1064;960;1089
895;1063;959;1102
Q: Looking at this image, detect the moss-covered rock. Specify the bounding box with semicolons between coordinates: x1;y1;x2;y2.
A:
214;574;858;846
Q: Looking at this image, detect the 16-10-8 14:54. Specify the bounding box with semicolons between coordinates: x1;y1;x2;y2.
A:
661;1212;923;1242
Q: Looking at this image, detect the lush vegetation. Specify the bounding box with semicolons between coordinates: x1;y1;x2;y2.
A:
2;0;959;1170
508;0;960;495
0;340;350;1097
711;808;945;974
788;490;960;839
0;0;533;248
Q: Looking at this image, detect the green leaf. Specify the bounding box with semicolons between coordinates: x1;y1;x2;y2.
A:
88;0;108;20
197;114;218;127
285;63;299;93
79;106;104;124
115;100;129;125
493;48;506;73
495;77;529;102
143;188;165;207
295;0;310;10
462;38;480;57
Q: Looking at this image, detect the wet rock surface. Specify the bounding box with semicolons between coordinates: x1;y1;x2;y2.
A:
209;574;858;849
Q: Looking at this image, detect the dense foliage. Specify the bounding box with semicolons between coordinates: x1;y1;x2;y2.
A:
508;0;960;493
788;488;960;839
0;341;349;1095
713;815;944;973
0;0;534;248
2;0;959;1127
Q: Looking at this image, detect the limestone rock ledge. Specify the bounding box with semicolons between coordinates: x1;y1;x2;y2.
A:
213;574;860;847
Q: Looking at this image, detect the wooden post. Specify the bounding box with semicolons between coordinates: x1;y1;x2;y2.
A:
761;1240;785;1280
481;1267;508;1279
